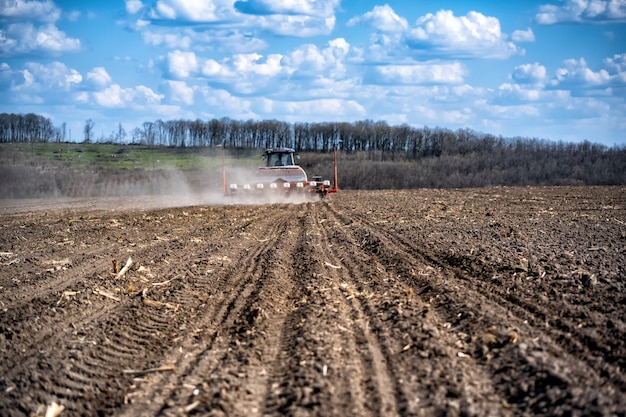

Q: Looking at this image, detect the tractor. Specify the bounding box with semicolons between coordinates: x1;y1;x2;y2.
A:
223;146;338;201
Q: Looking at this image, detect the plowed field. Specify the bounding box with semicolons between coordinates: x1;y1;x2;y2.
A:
1;186;625;417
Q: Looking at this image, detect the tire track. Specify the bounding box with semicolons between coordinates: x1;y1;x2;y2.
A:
0;207;225;387
117;203;305;416
318;202;504;416
0;205;280;416
326;199;625;415
262;202;400;417
309;202;401;417
2;188;623;416
340;198;626;381
434;249;626;379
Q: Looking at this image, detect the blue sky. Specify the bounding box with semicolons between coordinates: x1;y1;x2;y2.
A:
1;0;625;146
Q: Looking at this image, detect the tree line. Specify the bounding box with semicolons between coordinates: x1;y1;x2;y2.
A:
1;112;624;187
128;118;452;158
0;113;62;143
0;113;507;158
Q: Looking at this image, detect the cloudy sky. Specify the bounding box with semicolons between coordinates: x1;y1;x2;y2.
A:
1;0;625;146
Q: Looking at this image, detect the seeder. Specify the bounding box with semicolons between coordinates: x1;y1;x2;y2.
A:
223;146;338;201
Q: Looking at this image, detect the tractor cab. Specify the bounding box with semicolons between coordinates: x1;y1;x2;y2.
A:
265;148;296;167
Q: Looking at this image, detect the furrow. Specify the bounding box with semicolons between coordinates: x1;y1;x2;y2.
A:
262;203;398;417
0;206;257;416
320;203;505;416
327;202;625;415
347;203;626;385
117;204;301;416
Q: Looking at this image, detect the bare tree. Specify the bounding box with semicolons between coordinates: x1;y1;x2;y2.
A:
83;119;95;143
115;123;127;144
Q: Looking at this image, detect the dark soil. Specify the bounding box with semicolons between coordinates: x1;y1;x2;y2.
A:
0;186;625;416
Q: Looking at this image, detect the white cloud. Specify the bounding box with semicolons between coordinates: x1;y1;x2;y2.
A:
551;57;612;87
233;0;340;36
511;63;547;85
498;83;544;102
142;30;191;49
133;19;150;29
93;84;125;107
199;83;365;122
407;10;521;59
199;86;256;118
86;67;112;88
604;53;626;72
191;29;267;53
134;85;164;104
93;84;163;108
126;0;144;14
286;44;325;71
163;51;288;92
2;60;81;104
307;76;360;99
374;62;465;85
328;38;350;56
12;67;34;91
0;1;81;57
32;23;80;53
159;38;353;95
167;50;198;78
154;2;176;19
151;0;218;22
0;0;60;22
254;14;336;37
271;98;367;120
344;84;479;126
164;80;194;105
347;4;409;32
234;0;339;18
232;53;285;76
536;0;626;24
200;41;351;98
201;59;232;78
75;91;89;103
149;0;227;22
604;53;626;84
142;26;265;53
14;61;82;92
140;0;338;37
511;28;535;42
285;38;350;77
0;22;81;56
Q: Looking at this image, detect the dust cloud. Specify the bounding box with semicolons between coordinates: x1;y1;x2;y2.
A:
0;159;315;214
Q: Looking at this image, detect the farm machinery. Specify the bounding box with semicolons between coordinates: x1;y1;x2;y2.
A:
222;146;338;201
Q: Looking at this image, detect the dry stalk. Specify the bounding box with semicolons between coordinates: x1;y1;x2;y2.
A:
44;258;71;266
56;290;80;306
117;257;133;278
184;401;201;413
3;258;19;266
93;288;120;302
122;365;176;375
151;275;181;287
143;297;179;311
45;401;65;417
